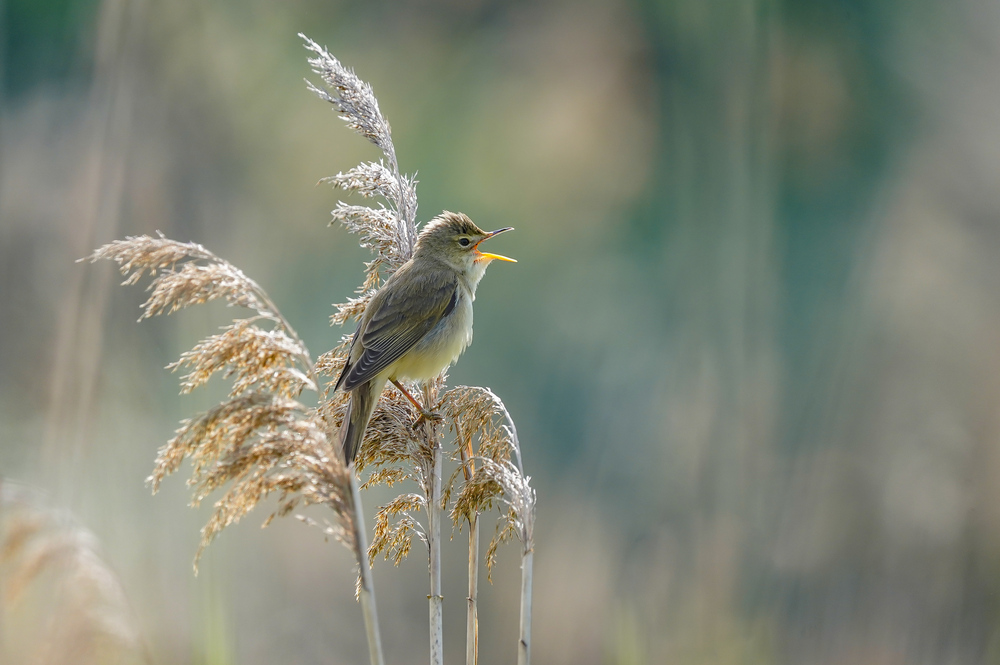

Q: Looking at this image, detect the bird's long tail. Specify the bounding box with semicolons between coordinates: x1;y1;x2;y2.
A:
340;380;381;464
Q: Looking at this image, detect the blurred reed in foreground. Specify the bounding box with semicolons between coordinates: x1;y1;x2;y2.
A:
0;481;147;665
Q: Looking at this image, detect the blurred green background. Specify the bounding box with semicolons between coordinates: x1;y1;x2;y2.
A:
4;0;1000;663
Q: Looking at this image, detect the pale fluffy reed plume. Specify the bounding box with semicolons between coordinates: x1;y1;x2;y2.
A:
300;33;418;292
300;35;537;665
0;481;147;665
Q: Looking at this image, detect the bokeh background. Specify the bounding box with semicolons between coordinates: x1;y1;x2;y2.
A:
4;0;1000;663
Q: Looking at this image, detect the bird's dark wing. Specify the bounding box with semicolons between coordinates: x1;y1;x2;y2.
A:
332;324;363;393
337;264;458;392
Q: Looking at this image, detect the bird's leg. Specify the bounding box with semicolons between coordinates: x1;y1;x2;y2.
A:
390;379;443;426
391;378;424;411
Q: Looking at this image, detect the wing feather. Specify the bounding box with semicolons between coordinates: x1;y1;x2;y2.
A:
338;263;458;392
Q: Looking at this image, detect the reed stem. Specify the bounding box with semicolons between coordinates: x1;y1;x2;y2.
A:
467;515;480;665
457;426;479;665
428;439;444;665
425;385;444;665
518;547;533;665
350;472;386;665
503;407;533;665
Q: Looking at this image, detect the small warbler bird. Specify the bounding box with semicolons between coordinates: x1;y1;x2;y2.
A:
335;211;515;463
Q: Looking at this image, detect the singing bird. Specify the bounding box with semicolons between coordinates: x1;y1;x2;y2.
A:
334;211;515;463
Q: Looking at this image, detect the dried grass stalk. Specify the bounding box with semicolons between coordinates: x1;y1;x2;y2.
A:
423;381;446;665
360;383;536;665
458;429;480;665
441;387;536;664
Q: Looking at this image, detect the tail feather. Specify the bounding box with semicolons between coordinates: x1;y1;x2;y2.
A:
340;380;380;464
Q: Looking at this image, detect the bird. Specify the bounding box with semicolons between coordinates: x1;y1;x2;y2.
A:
334;211;515;464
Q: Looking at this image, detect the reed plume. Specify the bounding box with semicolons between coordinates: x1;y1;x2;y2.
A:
85;233;385;664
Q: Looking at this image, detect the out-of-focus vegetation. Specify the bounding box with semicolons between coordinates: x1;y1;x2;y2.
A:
3;0;1000;663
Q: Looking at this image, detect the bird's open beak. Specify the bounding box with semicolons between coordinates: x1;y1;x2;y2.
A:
474;227;516;263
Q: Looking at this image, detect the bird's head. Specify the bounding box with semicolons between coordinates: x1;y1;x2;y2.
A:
414;211;515;276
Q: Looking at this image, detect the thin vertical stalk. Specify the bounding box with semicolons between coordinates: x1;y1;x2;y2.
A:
502;407;533;665
350;473;386;665
425;385;444;665
467;515;480;665
428;441;444;665
518;548;533;665
458;430;479;665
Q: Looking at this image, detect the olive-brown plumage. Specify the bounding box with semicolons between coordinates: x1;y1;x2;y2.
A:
335;211;514;463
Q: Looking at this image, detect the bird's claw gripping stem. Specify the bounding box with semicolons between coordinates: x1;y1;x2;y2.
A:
413;409;444;429
390;378;443;428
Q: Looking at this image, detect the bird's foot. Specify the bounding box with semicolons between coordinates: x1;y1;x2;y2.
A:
412;408;444;429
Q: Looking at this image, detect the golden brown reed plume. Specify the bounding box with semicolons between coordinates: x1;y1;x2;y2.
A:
364;384;536;580
441;387;535;580
0;482;147;665
85;234;356;562
86;232;386;664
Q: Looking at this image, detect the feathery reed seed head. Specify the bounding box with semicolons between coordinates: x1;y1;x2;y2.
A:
88;235;358;568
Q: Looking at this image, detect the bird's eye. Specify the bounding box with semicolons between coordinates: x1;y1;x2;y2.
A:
458;237;471;247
